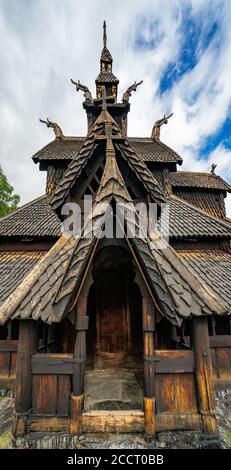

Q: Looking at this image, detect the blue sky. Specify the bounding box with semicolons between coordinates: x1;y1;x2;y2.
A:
0;0;231;213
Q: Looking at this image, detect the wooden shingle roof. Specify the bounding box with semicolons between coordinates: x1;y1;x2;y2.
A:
32;137;182;164
170;171;231;191
0;251;46;305
0;138;227;327
129;138;182;164
0;195;60;238
179;250;231;313
166;196;231;239
1;193;231;240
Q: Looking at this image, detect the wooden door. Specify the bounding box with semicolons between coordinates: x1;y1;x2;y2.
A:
98;274;127;353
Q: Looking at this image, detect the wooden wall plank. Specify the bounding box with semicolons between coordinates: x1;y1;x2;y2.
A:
155;350;194;373
57;376;71;416
10;351;17;377
210;336;231;348
0;351;10;377
210;348;219;379
216;348;231;381
0;340;18;352
155;373;198;414
31;354;73;375
156;413;202;431
32;375;58;415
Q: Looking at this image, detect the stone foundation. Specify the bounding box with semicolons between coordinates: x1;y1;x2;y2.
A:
13;430;221;449
1;387;230;449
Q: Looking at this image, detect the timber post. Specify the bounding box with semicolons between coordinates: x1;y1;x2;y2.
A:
142;295;156;436
13;320;38;437
70;294;89;434
191;317;218;434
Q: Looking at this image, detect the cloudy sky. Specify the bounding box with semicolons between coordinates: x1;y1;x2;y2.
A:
0;0;231;214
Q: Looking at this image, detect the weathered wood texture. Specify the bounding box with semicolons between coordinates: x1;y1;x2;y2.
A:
155;373;197;414
155;413;202;431
28;416;69;433
191;317;218;433
32;374;71;416
144;397;155;436
142;296;155;398
0;340;18;387
211;346;231;382
70;394;83;434
155;350;194;373
82;410;145;433
31;354;73;374
15;320;38;414
73;296;88;396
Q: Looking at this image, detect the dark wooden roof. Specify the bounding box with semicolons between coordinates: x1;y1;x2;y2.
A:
167;196;231;239
33;137;85;162
179;250;231;313
170;171;231;191
0;251;46;305
32;137;182;164
0;195;60;238
101;47;112;62
50;109;165;211
0;138;227;326
1;193;231;240
95;71;119;83
129;138;182;164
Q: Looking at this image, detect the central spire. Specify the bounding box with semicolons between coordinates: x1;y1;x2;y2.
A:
103;20;107;48
95;21;119;101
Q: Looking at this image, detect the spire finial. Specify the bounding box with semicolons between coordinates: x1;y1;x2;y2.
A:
103;20;107;48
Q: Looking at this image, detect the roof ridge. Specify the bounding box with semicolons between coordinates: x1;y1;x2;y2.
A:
173;170;227;178
170;194;231;229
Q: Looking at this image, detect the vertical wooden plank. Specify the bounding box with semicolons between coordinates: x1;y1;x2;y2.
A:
70;394;83;434
0;351;10;377
143;296;155;397
57;375;71;416
73;295;88;396
142;295;155;436
10;351;17;377
32;375;58;415
13;320;38;437
216;348;231;381
191;317;218;434
15;320;38;414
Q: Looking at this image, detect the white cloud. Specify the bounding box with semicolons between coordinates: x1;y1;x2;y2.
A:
0;0;231;215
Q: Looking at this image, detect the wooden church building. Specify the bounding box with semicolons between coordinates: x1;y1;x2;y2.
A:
0;23;231;440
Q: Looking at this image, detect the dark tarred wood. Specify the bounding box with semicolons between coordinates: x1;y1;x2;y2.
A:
57;376;71;416
73;296;88;396
15;320;38;414
142;295;155;398
32;375;57;415
191;317;218;433
155;350;194;373
216;347;231;381
0;340;18;351
0;241;54;252
0;351;10;377
209;335;231;348
31;354;73;375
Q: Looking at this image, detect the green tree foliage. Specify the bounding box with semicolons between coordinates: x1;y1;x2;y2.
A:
0;166;20;217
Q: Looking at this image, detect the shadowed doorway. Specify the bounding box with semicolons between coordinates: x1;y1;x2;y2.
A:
85;245;143;410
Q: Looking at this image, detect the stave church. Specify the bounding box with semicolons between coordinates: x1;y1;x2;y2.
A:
0;22;231;444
